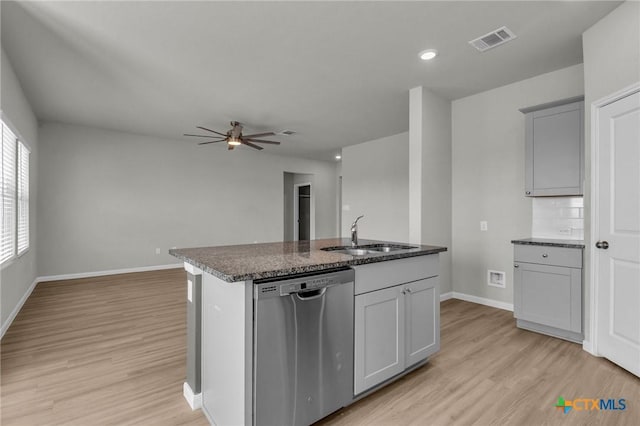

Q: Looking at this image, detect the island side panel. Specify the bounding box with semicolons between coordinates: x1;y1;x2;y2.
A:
186;271;202;398
201;272;253;426
183;263;203;410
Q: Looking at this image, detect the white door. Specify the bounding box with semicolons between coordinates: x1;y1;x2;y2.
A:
595;89;640;377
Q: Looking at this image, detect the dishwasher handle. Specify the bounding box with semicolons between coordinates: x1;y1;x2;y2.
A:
295;287;327;300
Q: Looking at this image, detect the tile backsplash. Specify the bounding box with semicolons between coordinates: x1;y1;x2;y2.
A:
532;197;584;240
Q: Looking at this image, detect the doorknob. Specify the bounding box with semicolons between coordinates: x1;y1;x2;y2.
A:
595;241;609;249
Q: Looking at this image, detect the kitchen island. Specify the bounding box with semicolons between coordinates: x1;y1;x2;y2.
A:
170;238;447;426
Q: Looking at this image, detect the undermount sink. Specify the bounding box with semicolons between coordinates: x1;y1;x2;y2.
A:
327;248;377;256
361;244;418;252
322;244;418;256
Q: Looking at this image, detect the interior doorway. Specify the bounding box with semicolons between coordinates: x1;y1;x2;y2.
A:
283;172;315;241
294;183;311;240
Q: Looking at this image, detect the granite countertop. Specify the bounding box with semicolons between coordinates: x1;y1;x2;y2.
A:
511;238;585;249
169;238;447;282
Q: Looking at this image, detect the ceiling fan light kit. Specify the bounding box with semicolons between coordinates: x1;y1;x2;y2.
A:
183;121;283;151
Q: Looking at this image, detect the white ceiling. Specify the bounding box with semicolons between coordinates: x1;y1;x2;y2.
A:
1;1;620;160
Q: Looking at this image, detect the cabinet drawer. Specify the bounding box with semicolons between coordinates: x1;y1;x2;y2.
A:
354;255;438;295
514;245;582;268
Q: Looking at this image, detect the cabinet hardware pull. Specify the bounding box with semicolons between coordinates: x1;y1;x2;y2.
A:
595;241;609;249
514;264;519;268
542;253;548;258
526;191;531;195
406;288;412;293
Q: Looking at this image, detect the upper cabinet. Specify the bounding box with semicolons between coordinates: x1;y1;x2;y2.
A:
520;97;584;197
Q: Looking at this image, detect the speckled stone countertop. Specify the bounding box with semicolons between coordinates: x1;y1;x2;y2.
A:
169;238;447;282
511;238;585;249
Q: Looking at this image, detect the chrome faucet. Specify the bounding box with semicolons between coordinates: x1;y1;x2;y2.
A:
351;215;364;247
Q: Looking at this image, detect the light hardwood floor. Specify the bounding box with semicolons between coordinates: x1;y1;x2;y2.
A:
2;269;638;425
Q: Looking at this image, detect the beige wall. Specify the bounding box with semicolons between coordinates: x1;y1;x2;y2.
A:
452;64;584;304
582;0;640;342
37;123;338;277
1;49;39;333
341;132;410;243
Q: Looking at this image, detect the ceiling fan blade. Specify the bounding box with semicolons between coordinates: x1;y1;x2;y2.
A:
185;133;225;138
243;132;276;138
244;138;281;145
197;126;228;137
198;140;227;145
241;140;264;150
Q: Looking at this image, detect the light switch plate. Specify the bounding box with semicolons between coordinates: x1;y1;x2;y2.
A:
480;221;488;231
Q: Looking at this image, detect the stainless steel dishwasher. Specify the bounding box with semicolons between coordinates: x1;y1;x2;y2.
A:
253;268;354;426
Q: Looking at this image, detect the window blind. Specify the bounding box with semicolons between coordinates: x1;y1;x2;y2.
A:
1;122;17;263
17;141;30;255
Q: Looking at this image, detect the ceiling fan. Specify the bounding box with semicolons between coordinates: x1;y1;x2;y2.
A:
184;121;281;151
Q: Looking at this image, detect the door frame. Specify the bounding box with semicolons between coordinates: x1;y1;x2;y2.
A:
588;81;640;356
293;182;315;241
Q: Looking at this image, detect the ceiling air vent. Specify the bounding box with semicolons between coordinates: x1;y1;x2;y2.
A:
469;26;516;52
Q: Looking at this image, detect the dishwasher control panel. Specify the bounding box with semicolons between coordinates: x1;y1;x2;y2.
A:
280;277;333;295
254;268;354;300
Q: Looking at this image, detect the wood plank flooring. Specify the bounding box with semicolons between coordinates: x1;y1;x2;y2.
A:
321;299;640;426
1;269;207;426
2;269;638;425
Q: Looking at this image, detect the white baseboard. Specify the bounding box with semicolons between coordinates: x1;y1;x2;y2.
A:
37;263;183;283
451;291;514;312
582;340;597;355
1;277;38;339
183;382;202;410
440;291;453;302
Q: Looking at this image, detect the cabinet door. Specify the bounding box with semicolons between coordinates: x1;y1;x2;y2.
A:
514;262;582;332
404;277;440;367
354;285;405;395
525;101;584;196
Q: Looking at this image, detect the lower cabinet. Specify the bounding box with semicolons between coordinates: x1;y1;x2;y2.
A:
514;262;581;333
513;244;583;342
354;276;439;395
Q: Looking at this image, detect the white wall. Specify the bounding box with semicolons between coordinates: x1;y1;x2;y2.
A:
419;89;452;295
341;132;409;242
1;48;39;333
582;0;640;342
452;64;584;304
37;123;338;277
283;172;294;241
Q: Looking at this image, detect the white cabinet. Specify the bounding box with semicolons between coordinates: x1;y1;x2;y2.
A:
354;285;405;394
520;97;584;197
405;278;439;367
353;256;440;395
513;243;583;343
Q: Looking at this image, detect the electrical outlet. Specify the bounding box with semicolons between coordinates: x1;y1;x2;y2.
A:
480;221;488;231
155;248;161;255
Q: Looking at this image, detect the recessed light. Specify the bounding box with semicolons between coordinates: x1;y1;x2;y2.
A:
335;155;342;160
419;49;438;61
